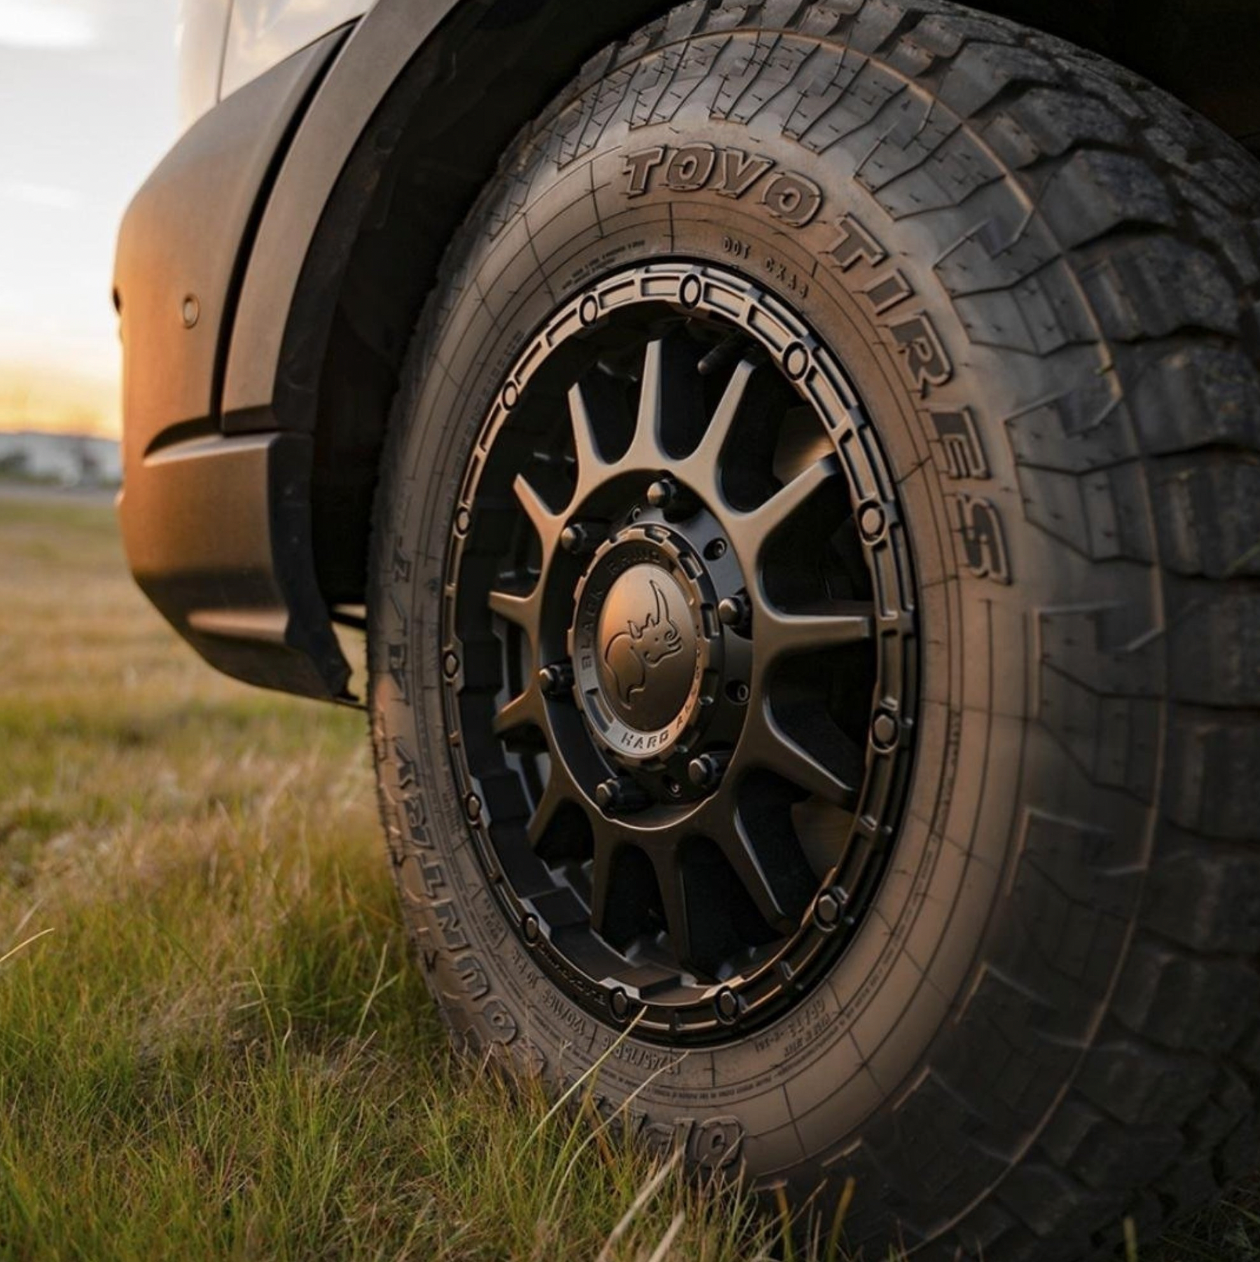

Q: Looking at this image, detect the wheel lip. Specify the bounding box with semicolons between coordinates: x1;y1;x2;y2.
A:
440;259;920;1046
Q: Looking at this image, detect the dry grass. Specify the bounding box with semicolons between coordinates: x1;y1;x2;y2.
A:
0;488;1252;1261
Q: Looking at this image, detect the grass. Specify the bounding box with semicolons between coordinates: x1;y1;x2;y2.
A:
0;488;1254;1261
0;490;776;1260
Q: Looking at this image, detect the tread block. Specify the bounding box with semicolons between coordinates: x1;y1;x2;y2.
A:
954;260;1096;354
1001;88;1130;163
936;42;1058;118
1145;842;1260;954
723;35;817;125
1165;711;1260;839
1038;150;1178;249
1112;940;1260;1052
793;57;906;151
1017;459;1154;563
995;1159;1122;1245
1039;665;1160;798
935;203;1064;295
1153;457;1260;579
1080;236;1240;341
1167;586;1260;704
1075;1034;1215;1128
874;123;1005;217
1038;605;1161;697
1128;344;1260;454
853;92;955;192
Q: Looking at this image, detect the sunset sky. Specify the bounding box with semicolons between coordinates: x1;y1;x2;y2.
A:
0;0;179;437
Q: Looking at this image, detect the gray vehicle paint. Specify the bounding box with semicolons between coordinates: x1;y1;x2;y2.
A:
221;0;373;99
178;0;372;125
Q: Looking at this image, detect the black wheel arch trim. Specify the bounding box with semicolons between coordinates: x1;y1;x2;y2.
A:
119;430;352;700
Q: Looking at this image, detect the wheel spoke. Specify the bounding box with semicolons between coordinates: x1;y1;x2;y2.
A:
527;762;582;849
682;356;759;495
493;683;544;737
746;706;859;808
652;852;695;971
513;472;562;549
756;601;875;664
621;338;667;468
698;794;801;935
745;454;839;541
487;586;540;646
567;381;607;489
587;837;617;942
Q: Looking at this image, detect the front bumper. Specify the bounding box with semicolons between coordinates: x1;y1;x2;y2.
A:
115;30;351;701
119;431;350;699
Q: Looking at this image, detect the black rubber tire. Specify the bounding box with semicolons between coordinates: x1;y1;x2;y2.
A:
367;3;1260;1257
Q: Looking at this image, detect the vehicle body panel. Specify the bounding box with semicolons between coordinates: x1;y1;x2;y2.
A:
116;32;337;461
221;0;456;428
120;430;349;698
222;0;373;101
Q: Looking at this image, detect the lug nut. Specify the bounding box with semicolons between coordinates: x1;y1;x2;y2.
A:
595;777;649;814
646;476;679;509
687;751;731;791
609;988;631;1020
715;987;740;1022
538;661;575;697
717;593;750;631
646;476;697;521
560;520;606;555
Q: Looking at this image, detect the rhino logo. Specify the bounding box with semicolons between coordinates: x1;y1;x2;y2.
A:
603;579;684;705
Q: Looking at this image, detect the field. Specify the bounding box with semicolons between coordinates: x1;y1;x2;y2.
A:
0;488;1254;1261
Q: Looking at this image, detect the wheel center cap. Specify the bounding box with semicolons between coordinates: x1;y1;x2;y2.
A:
570;526;716;762
595;565;695;730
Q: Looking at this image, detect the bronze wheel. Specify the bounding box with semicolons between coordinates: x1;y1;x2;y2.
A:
443;263;917;1041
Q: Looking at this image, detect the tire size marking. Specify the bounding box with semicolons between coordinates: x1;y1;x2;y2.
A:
763;253;811;299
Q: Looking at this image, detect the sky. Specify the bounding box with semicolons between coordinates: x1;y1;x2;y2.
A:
0;0;180;437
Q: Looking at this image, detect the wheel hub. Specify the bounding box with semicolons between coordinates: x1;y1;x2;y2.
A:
572;522;723;767
595;562;692;726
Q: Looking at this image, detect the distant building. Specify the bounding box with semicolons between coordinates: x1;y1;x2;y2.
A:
0;431;121;487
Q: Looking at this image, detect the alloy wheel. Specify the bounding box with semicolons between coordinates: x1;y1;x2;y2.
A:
441;262;918;1043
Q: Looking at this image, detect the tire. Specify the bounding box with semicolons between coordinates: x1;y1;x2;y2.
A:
366;3;1260;1258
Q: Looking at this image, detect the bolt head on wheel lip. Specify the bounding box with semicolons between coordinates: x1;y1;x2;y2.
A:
570;525;718;762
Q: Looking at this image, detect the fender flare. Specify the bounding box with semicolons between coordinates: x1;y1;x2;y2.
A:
219;0;672;436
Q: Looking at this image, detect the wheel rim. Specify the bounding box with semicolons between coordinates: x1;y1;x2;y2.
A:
441;262;918;1044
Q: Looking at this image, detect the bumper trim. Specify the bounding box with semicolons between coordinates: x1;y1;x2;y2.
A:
119;429;351;701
